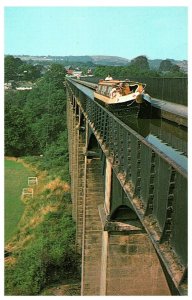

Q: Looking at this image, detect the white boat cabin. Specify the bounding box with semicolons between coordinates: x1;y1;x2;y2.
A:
94;80;147;104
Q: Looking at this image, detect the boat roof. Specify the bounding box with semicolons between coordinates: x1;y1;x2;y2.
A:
98;79;146;86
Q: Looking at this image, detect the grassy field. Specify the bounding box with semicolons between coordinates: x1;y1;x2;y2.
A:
4;158;35;243
5;157;80;295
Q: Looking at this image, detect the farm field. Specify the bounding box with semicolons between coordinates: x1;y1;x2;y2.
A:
4;158;35;243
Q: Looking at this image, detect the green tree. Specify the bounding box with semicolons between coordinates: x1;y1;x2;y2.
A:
23;78;66;153
93;61;159;80
44;64;66;89
4;90;32;155
129;55;150;71
18;64;42;81
5;106;29;156
4;55;23;82
159;59;173;72
5;61;67;157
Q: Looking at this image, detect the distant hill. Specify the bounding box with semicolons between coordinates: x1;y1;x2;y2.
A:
91;55;130;66
173;60;188;73
54;55;130;66
13;54;187;71
13;54;130;66
148;59;163;70
149;58;188;72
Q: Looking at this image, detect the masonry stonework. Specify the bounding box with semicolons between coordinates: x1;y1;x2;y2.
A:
106;233;171;295
67;98;86;253
81;158;105;295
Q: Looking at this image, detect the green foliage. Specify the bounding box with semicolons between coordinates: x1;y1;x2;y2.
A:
159;59;173;71
5;64;67;156
5;55;23;82
93;56;151;79
23;132;70;181
18;63;42;81
4;60;79;295
5;106;30;156
158;59;187;78
93;64;160;79
5;89;30;108
5;175;80;295
130;55;150;70
5;211;79;295
4;55;42;82
93;55;186;79
44;64;67;89
5;242;46;295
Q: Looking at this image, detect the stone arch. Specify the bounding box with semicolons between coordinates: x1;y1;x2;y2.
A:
87;132;99;151
110;204;138;221
79;111;85;131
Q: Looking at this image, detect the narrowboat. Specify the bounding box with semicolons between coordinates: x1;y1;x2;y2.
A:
94;79;151;117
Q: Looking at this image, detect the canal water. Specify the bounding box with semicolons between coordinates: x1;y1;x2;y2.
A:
114;112;188;172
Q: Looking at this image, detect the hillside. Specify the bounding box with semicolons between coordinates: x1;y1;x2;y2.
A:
14;54;130;66
12;54;187;71
149;58;188;72
91;55;130;66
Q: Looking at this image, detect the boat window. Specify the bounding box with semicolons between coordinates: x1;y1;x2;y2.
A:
129;84;138;92
107;86;113;96
96;85;101;93
100;85;108;95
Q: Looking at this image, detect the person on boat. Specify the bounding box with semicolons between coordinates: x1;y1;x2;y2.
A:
105;74;113;81
136;83;144;93
123;83;131;95
110;87;116;98
119;82;123;89
116;87;122;100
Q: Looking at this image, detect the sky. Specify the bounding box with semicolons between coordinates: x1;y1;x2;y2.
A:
4;5;188;60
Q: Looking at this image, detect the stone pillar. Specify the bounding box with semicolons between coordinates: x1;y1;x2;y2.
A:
75;130;86;253
104;159;112;216
67;96;86;253
67;96;78;220
99;159;111;295
80;156;105;295
100;231;108;295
